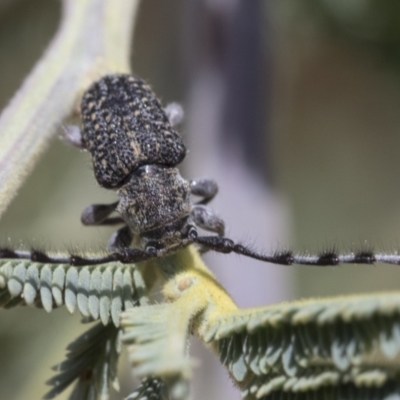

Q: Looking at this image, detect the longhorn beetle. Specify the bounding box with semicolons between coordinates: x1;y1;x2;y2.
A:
3;73;400;268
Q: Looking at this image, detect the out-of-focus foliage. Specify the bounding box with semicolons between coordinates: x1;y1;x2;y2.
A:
45;323;121;400
301;0;400;65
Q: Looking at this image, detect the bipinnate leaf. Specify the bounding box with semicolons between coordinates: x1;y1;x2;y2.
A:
201;293;400;399
0;258;146;326
121;304;195;400
44;322;121;400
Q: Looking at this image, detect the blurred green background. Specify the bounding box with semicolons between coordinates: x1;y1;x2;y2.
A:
1;0;400;399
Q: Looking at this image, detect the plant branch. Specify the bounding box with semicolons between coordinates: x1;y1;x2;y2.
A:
0;0;140;217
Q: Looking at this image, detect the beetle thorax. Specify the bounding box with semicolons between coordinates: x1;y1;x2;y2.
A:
116;165;191;236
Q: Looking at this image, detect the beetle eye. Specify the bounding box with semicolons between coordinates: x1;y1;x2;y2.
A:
145;240;163;252
145;245;157;256
181;224;196;239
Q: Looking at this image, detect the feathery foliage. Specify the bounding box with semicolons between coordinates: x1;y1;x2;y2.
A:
0;258;146;326
121;304;194;381
203;293;400;399
1;244;400;400
129;250;400;400
121;314;191;400
254;383;400;400
45;322;121;399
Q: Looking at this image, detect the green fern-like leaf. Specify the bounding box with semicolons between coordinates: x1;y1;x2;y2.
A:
0;258;146;326
121;303;195;400
201;293;400;399
254;381;400;399
44;322;121;400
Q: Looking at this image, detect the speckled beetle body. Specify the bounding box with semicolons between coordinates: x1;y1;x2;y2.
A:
80;75;186;189
73;74;223;259
5;73;386;267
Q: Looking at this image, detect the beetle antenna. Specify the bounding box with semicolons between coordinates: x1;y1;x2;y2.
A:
193;235;400;266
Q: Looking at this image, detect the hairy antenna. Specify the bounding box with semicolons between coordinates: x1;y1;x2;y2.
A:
0;239;399;267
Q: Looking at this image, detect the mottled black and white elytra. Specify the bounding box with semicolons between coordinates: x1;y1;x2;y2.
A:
4;73;400;268
80;76;186;189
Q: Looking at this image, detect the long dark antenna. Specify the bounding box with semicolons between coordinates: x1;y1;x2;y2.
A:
193;235;400;266
2;238;400;267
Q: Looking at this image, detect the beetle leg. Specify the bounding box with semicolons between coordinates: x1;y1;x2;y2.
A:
191;205;225;236
164;102;184;126
190;179;219;205
108;226;134;250
62;124;84;148
81;202;122;226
